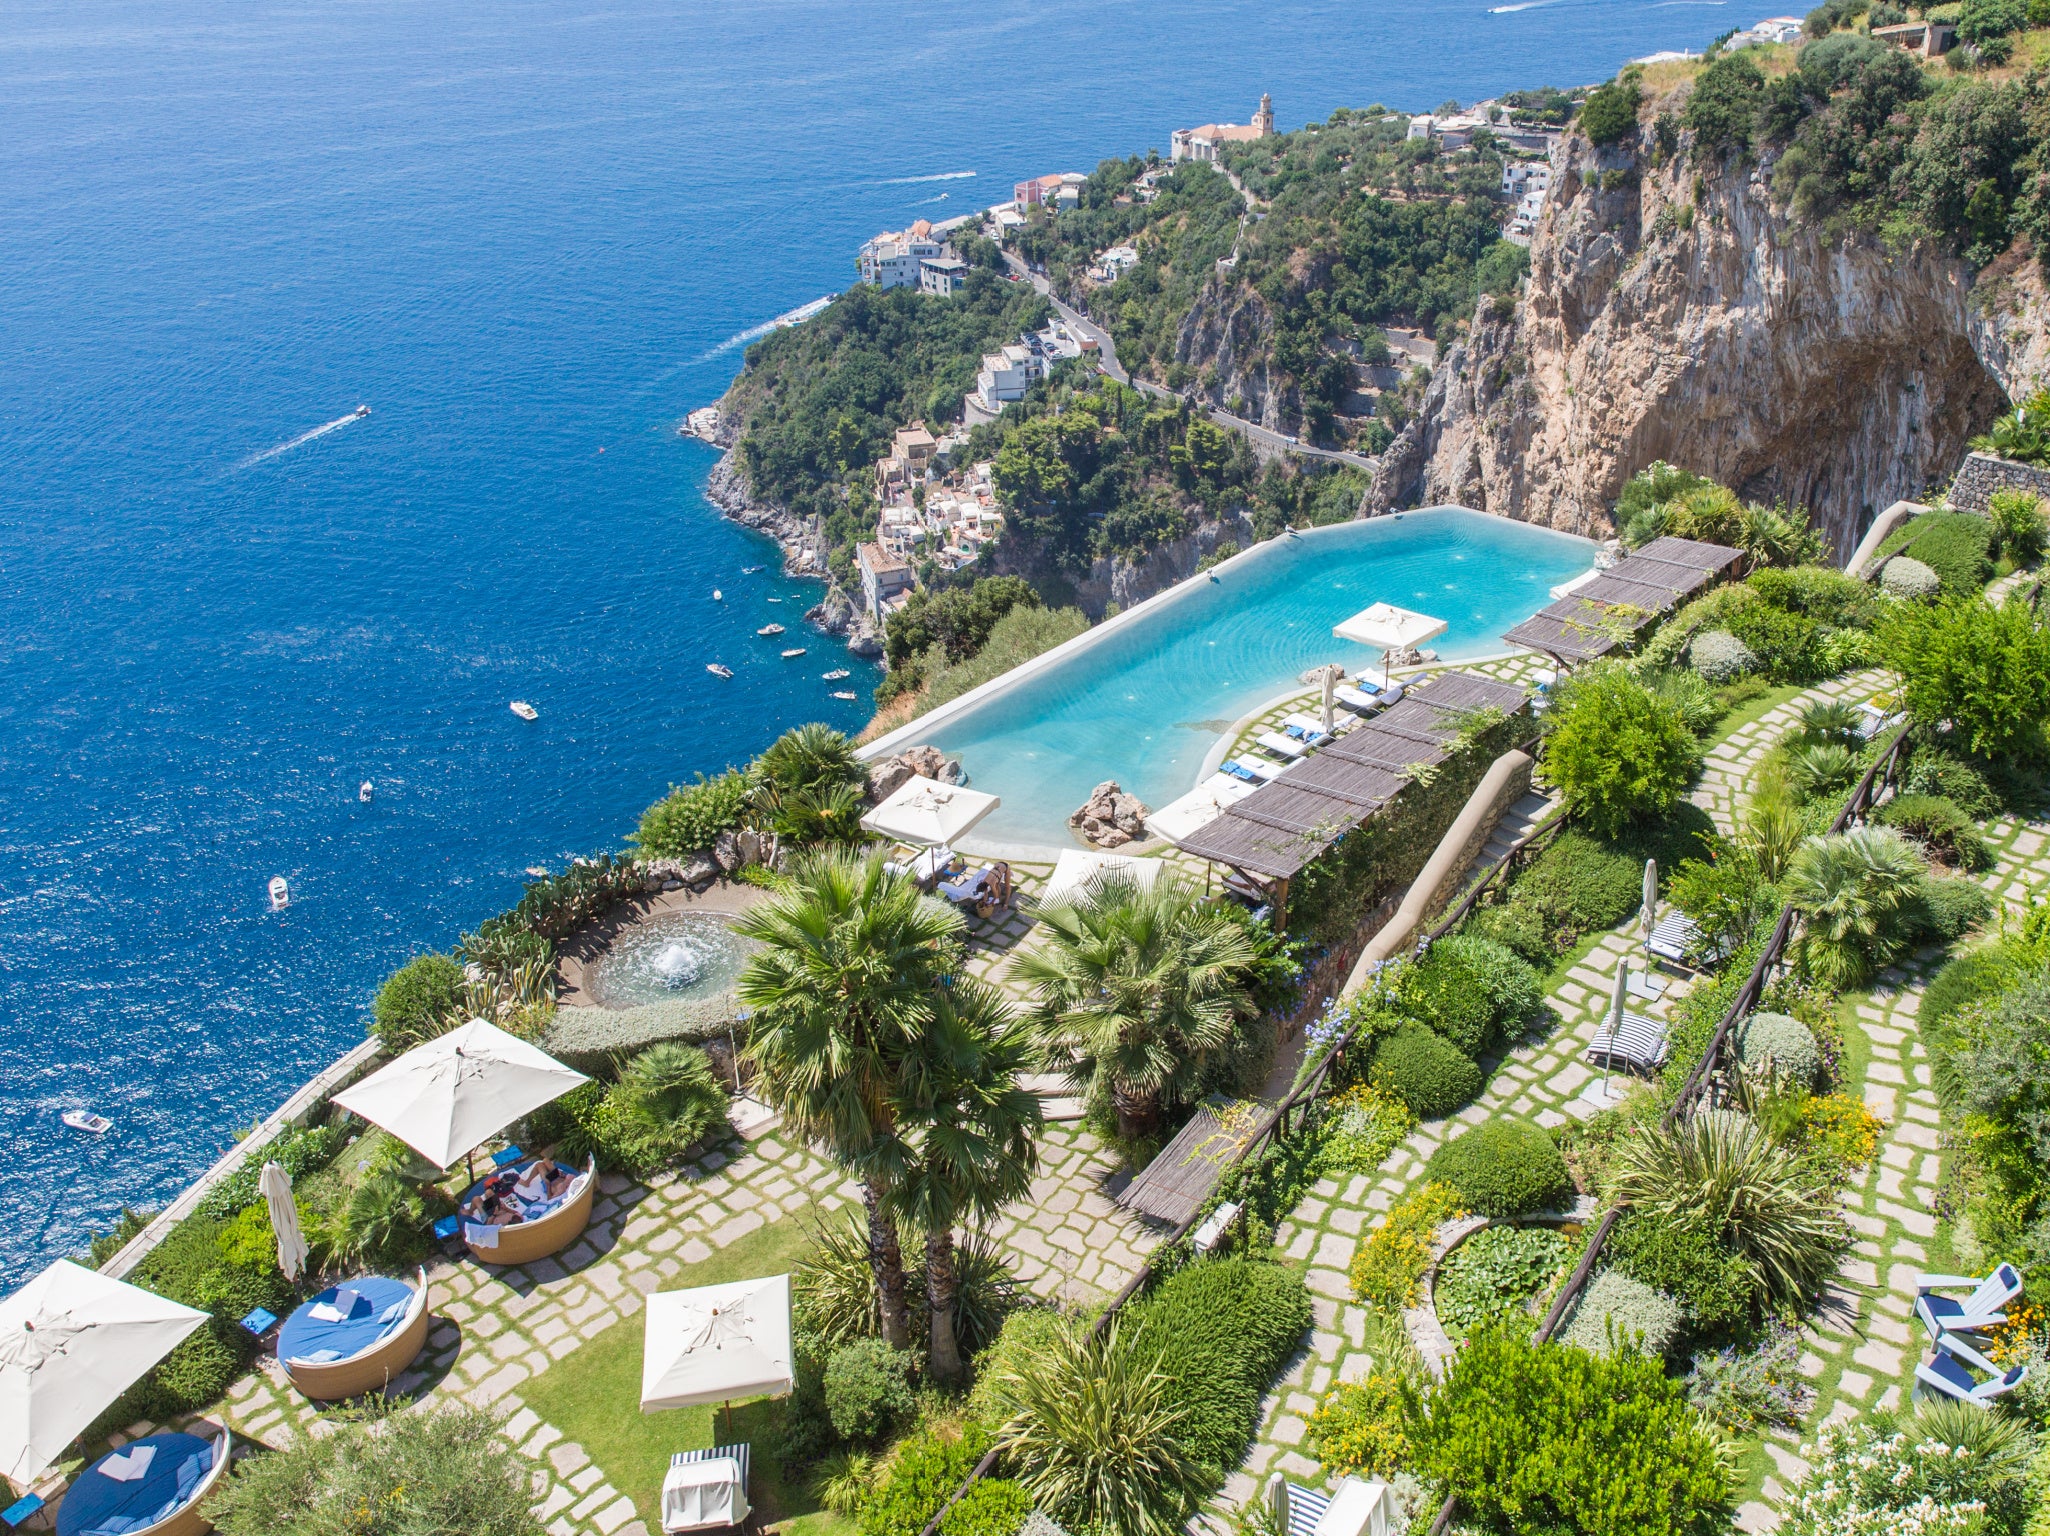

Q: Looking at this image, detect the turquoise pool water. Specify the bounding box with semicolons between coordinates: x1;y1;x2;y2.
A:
920;509;1595;847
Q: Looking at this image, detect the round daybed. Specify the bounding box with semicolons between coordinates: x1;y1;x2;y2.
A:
57;1428;230;1536
459;1155;596;1266
279;1268;431;1401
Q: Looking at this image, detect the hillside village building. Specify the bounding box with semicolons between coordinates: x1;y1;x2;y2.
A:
857;220;947;288
1171;93;1275;162
1013;172;1085;210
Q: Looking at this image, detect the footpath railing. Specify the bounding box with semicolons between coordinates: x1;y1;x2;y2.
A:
1424;725;1910;1536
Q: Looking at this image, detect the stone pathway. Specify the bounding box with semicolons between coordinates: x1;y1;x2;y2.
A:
205;1115;1160;1536
1688;670;1887;829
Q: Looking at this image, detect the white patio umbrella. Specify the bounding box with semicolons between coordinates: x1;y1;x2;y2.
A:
259;1160;309;1283
1320;664;1338;737
1145;776;1255;845
859;777;999;847
1601;963;1630;1101
0;1261;209;1486
1641;858;1659;942
1040;849;1164;909
1334;602;1448;679
642;1275;793;1435
333;1017;589;1173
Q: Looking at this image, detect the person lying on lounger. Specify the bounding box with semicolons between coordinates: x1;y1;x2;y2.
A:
461;1191;518;1228
513;1159;573;1208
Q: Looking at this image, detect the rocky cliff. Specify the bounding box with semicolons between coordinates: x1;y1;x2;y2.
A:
1365;123;2049;559
704;454;882;656
1174;281;1296;430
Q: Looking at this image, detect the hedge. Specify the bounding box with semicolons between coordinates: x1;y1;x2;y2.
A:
1131;1258;1312;1474
1606;1207;1757;1329
857;1426;993;1536
1423;1119;1573;1217
1369;1024;1483;1119
1878;510;1992;596
1396;935;1543;1058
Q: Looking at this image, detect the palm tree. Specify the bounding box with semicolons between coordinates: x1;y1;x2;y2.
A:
885;977;1042;1383
734;849;964;1348
754;723;865;803
1014;876;1257;1139
1785;826;1925;987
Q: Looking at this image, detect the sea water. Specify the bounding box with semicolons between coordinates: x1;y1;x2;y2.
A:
0;0;1726;1282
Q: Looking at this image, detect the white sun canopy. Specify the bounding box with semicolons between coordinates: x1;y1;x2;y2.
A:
0;1261;209;1486
860;777;999;847
1334;602;1448;653
641;1275;793;1411
1147;774;1257;846
1040;848;1167;908
333;1017;589;1169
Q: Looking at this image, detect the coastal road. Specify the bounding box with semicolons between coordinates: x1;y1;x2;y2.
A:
1002;251;1376;475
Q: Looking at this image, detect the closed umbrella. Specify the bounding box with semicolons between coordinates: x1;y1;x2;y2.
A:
334;1017;589;1173
259;1160;309;1283
1321;665;1337;737
1601;962;1630;1101
1641;858;1659;942
0;1262;209;1486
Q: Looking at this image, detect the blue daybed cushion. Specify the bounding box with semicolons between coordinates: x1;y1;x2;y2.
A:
58;1432;213;1536
278;1275;415;1365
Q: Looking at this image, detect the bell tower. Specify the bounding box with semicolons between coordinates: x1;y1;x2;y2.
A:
1253;93;1274;137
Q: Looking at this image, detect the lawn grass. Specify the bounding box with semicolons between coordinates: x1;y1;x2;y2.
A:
521;1204;853;1536
1707;681;1807;749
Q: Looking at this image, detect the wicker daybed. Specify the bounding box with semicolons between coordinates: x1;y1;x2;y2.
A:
279;1267;432;1400
57;1427;232;1536
461;1155;597;1266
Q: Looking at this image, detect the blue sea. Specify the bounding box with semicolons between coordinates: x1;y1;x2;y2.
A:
0;0;1730;1285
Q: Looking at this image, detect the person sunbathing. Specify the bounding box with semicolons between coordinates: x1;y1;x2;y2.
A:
461;1192;517;1228
513;1159;572;1209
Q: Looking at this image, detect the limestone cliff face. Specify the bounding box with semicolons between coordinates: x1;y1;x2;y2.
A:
1071;513;1254;618
1174;281;1296;430
1367;128;2034;559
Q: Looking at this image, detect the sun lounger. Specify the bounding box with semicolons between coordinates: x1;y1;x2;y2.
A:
1586;1011;1670;1072
1855;702;1904;741
1223;757;1285;783
1645;911;1712;968
1916;1332;2028;1408
1256;730;1310;760
1916;1264;2023;1341
1282;713;1334;743
665;1444;752;1534
1334;685;1385;715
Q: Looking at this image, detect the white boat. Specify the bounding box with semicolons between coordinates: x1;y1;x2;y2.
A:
713;589;723;601
831;690;858;701
706;663;734;678
822;668;850;681
268;876;290;910
765;596;782;603
742;565;764;574
525;865;550;877
358;780;374;802
756;623;785;637
62;1110;111;1135
510;700;538;720
354;404;371;418
780;647;807;658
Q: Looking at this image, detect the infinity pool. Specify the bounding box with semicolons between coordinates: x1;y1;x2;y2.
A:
904;509;1595;848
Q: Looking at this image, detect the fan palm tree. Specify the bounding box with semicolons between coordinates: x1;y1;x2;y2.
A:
734;849;964;1347
755;723;865;802
886;977;1043;1383
1013;876;1258;1139
1784;826;1925;987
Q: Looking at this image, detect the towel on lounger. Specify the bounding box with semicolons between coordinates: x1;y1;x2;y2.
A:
465;1221;500;1249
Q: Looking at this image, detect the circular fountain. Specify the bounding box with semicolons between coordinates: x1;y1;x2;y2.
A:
584;910;758;1010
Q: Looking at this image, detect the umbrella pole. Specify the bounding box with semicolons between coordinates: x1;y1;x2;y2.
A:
466;1150;475;1189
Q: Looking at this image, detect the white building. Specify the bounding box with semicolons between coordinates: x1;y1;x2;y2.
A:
974;343;1043;415
1172;93;1275;162
858;220;946;288
857;542;916;623
1725;14;1804;45
1094;244;1140;281
919;256;969;296
989;205;1027;241
1407;112;1491;150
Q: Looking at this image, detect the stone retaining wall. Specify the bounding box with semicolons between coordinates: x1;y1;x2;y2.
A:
1945;450;2050;512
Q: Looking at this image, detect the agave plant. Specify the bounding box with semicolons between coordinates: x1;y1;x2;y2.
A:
987;1316;1213;1536
1739;500;1830;568
1611;1111;1847;1307
1785;826;1926;987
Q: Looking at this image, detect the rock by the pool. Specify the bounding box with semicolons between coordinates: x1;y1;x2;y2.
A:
866;744;966;803
1069;780;1149;848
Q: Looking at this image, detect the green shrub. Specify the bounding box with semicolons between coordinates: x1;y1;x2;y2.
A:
1735;1010;1821;1087
825;1339;915;1443
1516;832;1644;936
1370;1024;1483;1119
632;769;749;859
1904;875;1996;946
333;1171;429;1267
200;1121;347;1220
1988;487;2048;564
143;1327;245;1419
1646;668;1722;735
1307;1372;1412;1477
1607;1208;1758;1329
1560;1268;1686;1357
545;1055;724;1178
1580;78;1643;144
1131;1257;1312;1474
1748;565;1879;628
1785;741;1860;803
211;1403;542;1536
540;997;748;1076
938;1480;1031;1536
370;952;465;1049
1407;1325;1729;1536
1690;629;1758;683
969;1307;1066;1421
1396;935;1543;1056
858;1427;993;1536
1543;667;1703;837
1881;555;1941;600
1723;601;1824;681
1433;1224;1576;1333
1923;945;2020;1030
1882;511;1994;595
1352;1182;1467;1309
1876;793;1994;870
1424;1119;1573;1217
1463;901;1554;966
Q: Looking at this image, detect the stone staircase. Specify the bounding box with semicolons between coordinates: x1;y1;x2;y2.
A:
1459;788;1557;894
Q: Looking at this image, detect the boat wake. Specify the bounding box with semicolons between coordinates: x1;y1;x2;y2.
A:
702;295;836;358
1488;0;1564;12
239;407;369;468
883;170;976;185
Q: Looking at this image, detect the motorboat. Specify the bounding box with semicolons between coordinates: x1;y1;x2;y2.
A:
62;1109;112;1134
354;404;371;418
712;589;723;601
756;623;785;637
268;876;290;910
822;668;850;681
358;780;374;802
831;690;858;701
510;700;539;720
780;647;807;658
525;865;550;877
706;663;734;679
741;565;763;574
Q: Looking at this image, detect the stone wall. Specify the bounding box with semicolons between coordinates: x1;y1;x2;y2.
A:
1944;450;2050;513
